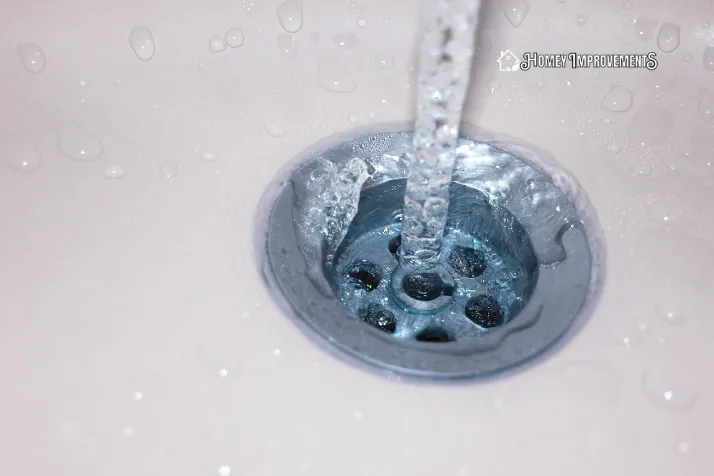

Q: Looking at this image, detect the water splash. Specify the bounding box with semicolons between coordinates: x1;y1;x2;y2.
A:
129;26;155;62
399;0;481;271
277;0;303;33
292;157;371;295
17;43;46;73
656;23;680;53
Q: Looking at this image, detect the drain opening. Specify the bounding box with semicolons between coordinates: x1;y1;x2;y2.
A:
448;245;486;278
465;295;503;328
388;234;401;256
416;327;453;343
361;304;397;334
345;260;381;291
261;131;603;380
402;272;448;301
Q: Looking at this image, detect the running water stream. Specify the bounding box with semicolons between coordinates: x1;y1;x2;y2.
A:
399;0;481;271
293;0;481;293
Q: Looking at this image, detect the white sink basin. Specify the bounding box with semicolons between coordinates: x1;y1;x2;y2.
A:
1;0;712;475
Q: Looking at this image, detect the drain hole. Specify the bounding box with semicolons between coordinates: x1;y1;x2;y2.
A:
361;304;397;334
388;234;401;256
345;261;381;291
465;295;503;328
402;272;445;301
448;246;486;278
416;327;453;343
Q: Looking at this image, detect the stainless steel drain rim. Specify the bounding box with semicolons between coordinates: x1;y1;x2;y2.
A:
255;122;607;380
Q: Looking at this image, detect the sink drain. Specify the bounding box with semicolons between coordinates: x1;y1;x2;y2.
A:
257;127;605;380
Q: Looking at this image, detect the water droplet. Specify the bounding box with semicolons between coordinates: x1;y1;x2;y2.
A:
683;53;692;61
129;26;155;62
264;121;286;138
3;143;42;172
601;117;612;124
500;0;529;28
276;0;303;33
642;367;696;411
277;34;298;57
646;204;692;228
333;32;359;49
374;52;394;69
609;318;650;349
243;0;254;16
628;103;673;146
122;426;134;436
356;17;367;28
201;151;217;161
209;36;227;52
317;59;357;92
56;122;103;161
225;28;245;48
703;47;714;71
487;81;500;94
17;43;46;74
698;92;714;119
218;466;231;476
159;161;178;178
353;411;363;420
677;441;692;455
655;304;685;326
272;348;281;356
633;17;657;41
656;23;680;53
605;144;620;153
133;391;144;402
348;115;358;124
103;165;125;178
630;164;652;177
576;14;588;26
77;80;88;88
601;85;633;112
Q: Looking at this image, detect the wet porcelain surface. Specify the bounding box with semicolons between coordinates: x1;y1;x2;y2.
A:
1;0;712;475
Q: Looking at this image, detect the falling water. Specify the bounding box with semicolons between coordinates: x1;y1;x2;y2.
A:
399;0;481;271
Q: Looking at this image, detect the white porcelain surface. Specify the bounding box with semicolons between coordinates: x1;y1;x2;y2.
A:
1;1;713;475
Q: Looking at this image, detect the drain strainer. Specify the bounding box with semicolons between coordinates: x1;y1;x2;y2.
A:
257;127;605;380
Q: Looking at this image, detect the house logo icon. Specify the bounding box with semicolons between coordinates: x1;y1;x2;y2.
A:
498;49;520;71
